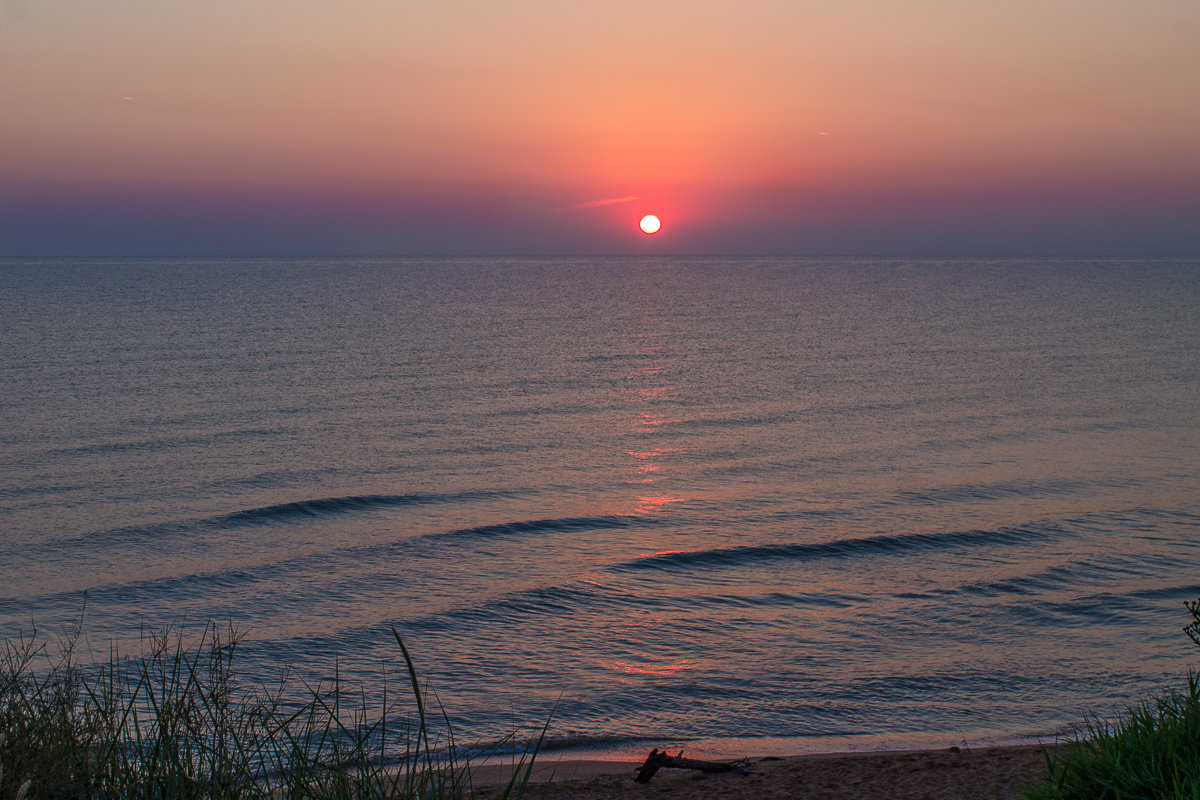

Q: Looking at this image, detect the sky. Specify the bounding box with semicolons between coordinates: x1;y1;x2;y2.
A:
1;0;1198;256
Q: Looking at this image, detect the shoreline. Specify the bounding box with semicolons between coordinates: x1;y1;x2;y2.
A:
472;743;1055;799
525;728;1057;763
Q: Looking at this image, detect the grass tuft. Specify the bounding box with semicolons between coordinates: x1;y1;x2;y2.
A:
1024;598;1200;800
0;618;544;799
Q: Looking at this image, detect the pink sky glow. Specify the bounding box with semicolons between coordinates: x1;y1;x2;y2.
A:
2;0;1198;255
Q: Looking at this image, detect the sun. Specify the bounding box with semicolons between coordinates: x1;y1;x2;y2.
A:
639;214;661;234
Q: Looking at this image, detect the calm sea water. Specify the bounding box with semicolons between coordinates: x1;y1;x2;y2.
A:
2;257;1198;756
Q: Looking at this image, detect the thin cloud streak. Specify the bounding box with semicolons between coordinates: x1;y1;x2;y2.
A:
567;195;640;210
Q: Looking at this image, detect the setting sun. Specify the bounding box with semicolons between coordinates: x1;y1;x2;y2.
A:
639;214;662;234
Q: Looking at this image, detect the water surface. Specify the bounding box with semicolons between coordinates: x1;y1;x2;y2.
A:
2;256;1198;754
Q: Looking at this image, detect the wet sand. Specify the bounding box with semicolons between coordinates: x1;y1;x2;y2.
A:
474;744;1052;800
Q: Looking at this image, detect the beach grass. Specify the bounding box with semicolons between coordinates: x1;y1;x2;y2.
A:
7;599;1200;799
1023;599;1200;800
1024;672;1200;800
0;619;544;799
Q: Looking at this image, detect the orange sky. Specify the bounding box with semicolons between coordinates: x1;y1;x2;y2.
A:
2;0;1198;254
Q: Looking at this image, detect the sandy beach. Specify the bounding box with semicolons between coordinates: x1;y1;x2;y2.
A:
474;744;1052;800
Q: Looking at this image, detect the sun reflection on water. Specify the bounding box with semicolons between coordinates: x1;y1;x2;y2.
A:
598;659;695;679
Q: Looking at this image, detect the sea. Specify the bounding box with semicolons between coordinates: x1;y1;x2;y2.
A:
2;256;1198;758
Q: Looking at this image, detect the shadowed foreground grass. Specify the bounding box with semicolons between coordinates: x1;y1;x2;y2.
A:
1023;598;1200;800
6;600;1199;799
0;621;545;799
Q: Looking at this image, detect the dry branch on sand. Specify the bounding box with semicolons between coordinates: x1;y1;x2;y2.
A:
633;748;743;783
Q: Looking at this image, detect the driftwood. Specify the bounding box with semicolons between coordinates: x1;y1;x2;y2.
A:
634;748;740;784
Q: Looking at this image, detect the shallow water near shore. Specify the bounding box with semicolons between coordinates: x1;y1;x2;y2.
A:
2;256;1198;753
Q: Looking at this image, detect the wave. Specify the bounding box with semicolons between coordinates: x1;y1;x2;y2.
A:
404;584;624;632
15;491;507;556
215;494;442;526
895;557;1149;602
0;511;660;610
886;478;1114;507
534;733;661;755
689;590;864;609
401;582;871;634
608;523;1062;574
1068;506;1200;535
425;513;646;543
1001;586;1200;629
